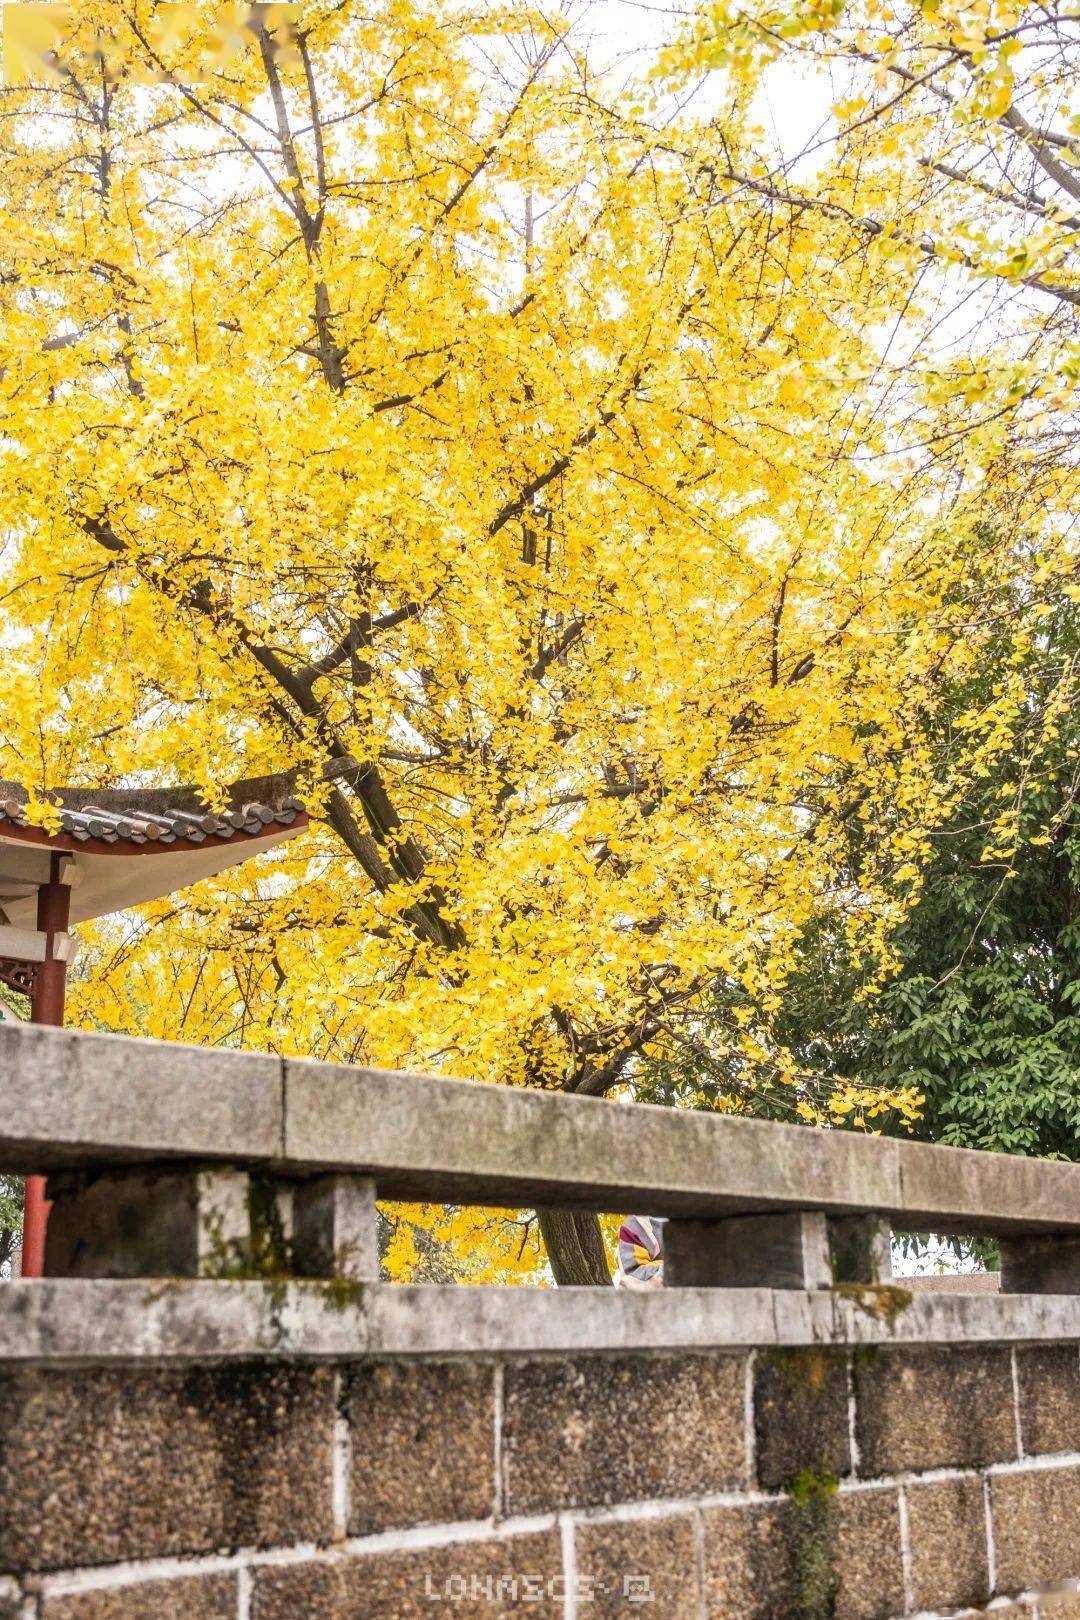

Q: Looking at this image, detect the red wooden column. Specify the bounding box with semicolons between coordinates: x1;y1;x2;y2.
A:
21;854;70;1278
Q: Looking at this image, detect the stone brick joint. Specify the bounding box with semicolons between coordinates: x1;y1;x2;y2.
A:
0;1342;1078;1619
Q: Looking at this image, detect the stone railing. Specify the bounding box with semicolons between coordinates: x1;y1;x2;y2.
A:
1;1021;1079;1620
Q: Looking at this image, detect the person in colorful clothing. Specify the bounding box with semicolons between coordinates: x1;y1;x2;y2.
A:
614;1215;666;1289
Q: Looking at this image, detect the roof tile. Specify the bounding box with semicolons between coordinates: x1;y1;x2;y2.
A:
0;793;305;849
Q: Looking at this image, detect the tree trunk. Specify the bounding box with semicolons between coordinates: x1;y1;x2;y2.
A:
537;1207;611;1286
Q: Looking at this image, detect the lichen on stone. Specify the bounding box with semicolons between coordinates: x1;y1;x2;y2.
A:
198;1177;295;1310
765;1347;838;1395
786;1467;840;1620
833;1282;913;1325
314;1275;365;1313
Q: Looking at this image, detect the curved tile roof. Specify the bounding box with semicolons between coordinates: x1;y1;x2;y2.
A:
0;778;306;848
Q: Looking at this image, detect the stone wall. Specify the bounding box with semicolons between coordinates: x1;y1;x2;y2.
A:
2;1342;1079;1619
4;1025;1080;1617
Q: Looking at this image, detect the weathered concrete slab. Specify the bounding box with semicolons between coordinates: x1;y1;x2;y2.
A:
285;1054;902;1216
3;1024;1080;1238
283;1055;1080;1235
0;1280;370;1362
0;1024;281;1170
1;1281;1079;1363
899;1140;1080;1236
776;1285;1080;1349
368;1283;779;1357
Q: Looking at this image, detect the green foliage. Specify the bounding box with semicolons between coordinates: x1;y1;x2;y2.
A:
0;1174;22;1272
776;750;1080;1159
643;582;1080;1169
0;1175;22;1231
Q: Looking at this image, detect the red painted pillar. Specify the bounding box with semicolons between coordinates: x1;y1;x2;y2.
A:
21;855;70;1279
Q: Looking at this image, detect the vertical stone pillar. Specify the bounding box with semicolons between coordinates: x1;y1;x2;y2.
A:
195;1168;252;1276
828;1215;893;1284
291;1175;379;1283
44;1165;252;1279
999;1234;1080;1294
664;1210;832;1289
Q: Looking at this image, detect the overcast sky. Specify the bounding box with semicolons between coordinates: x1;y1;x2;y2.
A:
571;0;838;174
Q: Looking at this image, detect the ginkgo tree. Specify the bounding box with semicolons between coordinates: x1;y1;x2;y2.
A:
1;0;1074;1283
667;0;1080;479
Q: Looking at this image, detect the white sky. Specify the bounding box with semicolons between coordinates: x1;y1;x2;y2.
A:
570;0;838;172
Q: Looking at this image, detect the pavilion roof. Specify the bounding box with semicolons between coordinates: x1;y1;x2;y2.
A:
0;777;304;847
0;775;309;931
